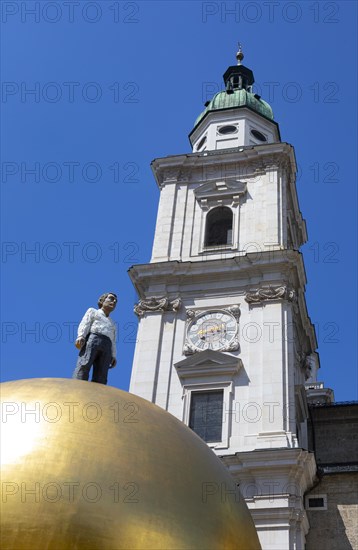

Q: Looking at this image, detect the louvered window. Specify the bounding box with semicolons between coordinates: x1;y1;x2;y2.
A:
189;390;223;443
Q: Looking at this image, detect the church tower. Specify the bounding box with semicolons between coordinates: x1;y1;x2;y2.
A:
129;47;318;549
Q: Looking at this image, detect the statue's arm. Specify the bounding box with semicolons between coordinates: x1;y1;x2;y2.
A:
75;308;96;348
112;323;117;358
109;322;117;367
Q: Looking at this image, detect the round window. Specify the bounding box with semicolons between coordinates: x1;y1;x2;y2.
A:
250;129;267;142
196;136;207;150
218;125;237;135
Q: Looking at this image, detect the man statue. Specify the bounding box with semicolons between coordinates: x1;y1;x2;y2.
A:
72;292;117;385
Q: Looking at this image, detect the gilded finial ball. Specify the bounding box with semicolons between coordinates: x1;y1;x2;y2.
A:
236;43;244;64
236;50;244;61
1;378;261;549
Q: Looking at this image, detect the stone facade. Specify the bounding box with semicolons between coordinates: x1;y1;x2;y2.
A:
149;144;307;265
305;403;358;550
308;403;358;465
127;51;357;549
306;474;358;550
129;142;317;548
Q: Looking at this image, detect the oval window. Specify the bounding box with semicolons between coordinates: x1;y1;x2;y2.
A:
218;125;237;135
196;136;207;150
250;129;267;142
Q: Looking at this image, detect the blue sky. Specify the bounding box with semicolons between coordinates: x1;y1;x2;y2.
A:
1;1;357;401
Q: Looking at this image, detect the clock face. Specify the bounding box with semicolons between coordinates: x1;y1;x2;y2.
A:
187;311;238;351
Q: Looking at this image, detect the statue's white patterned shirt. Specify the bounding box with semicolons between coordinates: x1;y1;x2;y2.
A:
77;308;116;358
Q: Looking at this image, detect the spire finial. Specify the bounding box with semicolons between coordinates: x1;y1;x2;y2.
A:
236;42;244;65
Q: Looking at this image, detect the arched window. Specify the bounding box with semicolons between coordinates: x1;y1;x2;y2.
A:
205;207;233;247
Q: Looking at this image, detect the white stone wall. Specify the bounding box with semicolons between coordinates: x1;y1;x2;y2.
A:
151;182;176;261
190;108;279;152
130;137;315;548
151;167;288;264
130;297;301;454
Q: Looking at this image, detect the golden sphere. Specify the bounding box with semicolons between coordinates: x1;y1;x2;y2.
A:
1;378;260;549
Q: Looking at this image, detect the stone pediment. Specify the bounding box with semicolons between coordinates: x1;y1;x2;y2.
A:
194;179;247;201
175;349;242;378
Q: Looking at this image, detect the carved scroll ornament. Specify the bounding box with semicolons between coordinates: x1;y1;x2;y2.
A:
245;286;297;304
183;337;240;356
134;297;182;317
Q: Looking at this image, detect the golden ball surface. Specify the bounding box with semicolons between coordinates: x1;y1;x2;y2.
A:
1;378;260;549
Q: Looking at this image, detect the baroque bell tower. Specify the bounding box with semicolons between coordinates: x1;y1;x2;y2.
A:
129;46;318;549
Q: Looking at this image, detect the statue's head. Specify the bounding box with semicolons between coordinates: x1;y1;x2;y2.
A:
98;292;118;309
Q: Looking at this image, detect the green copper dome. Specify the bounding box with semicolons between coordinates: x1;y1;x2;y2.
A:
194;88;274;127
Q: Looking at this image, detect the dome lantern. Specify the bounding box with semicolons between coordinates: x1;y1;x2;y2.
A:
189;44;280;152
223;43;255;94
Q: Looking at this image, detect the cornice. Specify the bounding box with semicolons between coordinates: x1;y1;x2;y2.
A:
318;463;358;474
194;178;247;202
151;142;296;189
128;252;317;350
189;105;280;143
175;349;242;379
221;448;317;485
128;250;307;295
